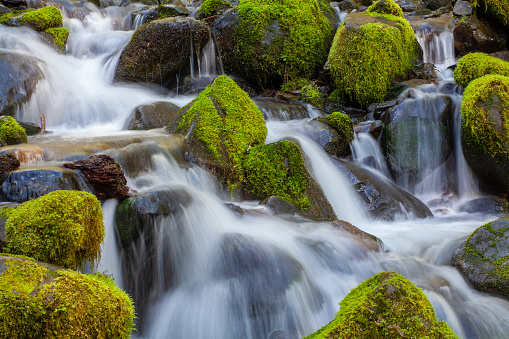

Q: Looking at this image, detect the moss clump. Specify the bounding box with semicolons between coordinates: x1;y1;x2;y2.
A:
243;140;310;209
199;0;231;18
454;53;509;88
235;0;333;87
5;190;104;270
366;0;404;18
176;75;267;188
0;116;27;146
44;27;69;51
305;271;458;338
469;0;509;27
318;112;354;154
280;77;313;92
0;206;16;220
328;12;420;107
301;85;325;109
0;257;135;338
19;6;63;32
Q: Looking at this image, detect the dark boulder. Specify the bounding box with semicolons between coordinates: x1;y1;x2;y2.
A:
124;101;180;130
0;153;19;179
0;4;11;15
453;217;509;300
16;120;41;136
453;16;507;56
458;196;509;214
115;17;209;87
0;167;91;203
422;0;451;11
63;154;130;201
332;158;432;220
0;51;41;116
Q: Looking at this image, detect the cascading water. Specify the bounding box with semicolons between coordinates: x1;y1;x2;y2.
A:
351;132;391;178
2;3;509;339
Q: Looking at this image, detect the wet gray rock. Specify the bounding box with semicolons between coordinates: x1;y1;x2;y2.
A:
453;217;509;300
332;158;432;220
453;16;507;56
260;196;296;216
421;0;451;11
0;167;91;203
453;0;472;16
354;120;383;139
337;0;356;11
125;101;180;130
17;120;41;136
458;196;509;214
332;219;382;252
398;0;426;12
0;51;41;116
0;4;11;15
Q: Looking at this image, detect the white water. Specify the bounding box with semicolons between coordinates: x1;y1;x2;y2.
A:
2;4;509;339
351;132;392;178
416;28;455;80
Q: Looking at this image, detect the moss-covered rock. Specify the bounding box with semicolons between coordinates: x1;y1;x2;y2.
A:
213;0;334;88
0;116;27;146
0;255;135;338
115;17;209;86
172;75;267;189
469;0;509;27
305;271;458;338
198;0;231;18
317;112;353;157
5;190;104;270
327;9;420;107
460;74;509;193
301;85;325;109
454;52;509;88
41;27;69;52
366;0;404;17
1;6;63;32
453;217;509;299
243;140;337;221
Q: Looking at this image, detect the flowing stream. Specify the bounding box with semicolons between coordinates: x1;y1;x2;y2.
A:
2;4;509;339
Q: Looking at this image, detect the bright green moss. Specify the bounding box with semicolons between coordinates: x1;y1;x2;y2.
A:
0;116;27;146
5;190;105;270
280;77;313;92
243;140;310;209
318;111;353;141
19;6;63;32
305;271;458;338
328;13;419;107
199;0;231;18
0;206;16;220
366;0;404;18
454;53;509;88
461;74;509;162
235;0;333;87
301;85;325;109
469;0;509;27
44;27;69;51
0;257;135;338
0;9;32;24
177;75;267;188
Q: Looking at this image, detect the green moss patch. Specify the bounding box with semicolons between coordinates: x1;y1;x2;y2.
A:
454;53;509;88
0;257;135;338
243;140;310;209
199;0;231;18
235;0;333;87
328;12;420;107
301;85;325;109
469;0;509;27
0;116;27;146
305;271;458;338
19;6;63;32
5;190;104;270
44;27;69;52
175;75;267;188
366;0;404;18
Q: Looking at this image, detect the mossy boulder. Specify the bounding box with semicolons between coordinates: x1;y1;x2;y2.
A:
243;140;337;221
453;217;509;299
115;17;209;86
305;271;458;338
454;52;509;88
317;112;354;157
327;8;420;107
5;190;104;270
41;27;69;52
212;0;334;88
0;255;135;338
1;6;63;32
0;116;26;146
366;0;404;17
460;74;509;194
468;0;509;27
198;0;232;18
171;75;267;189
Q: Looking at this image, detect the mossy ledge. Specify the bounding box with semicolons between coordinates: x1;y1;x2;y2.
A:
43;27;69;52
454;52;509;88
0;256;135;338
469;0;509;27
327;3;420;107
305;271;458;338
5;190;105;270
0;6;63;32
0;116;27;146
199;0;231;18
173;75;267;189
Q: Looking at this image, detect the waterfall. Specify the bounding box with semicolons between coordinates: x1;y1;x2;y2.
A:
415;26;455;79
351;132;392;179
198;31;224;77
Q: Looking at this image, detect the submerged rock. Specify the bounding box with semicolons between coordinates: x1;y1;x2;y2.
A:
453;217;509;300
332;220;382;252
63;154;130;201
0;51;40;116
305;271;458;338
125;101;180;130
332;158;432;220
0;255;134;338
458;196;509;214
260;196;296;216
115;17;209;87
